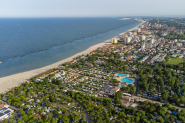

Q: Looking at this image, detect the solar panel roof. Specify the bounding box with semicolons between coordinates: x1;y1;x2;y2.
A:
0;107;8;112
0;113;4;117
4;110;11;114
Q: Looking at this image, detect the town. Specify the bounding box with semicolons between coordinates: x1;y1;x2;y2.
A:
1;17;185;123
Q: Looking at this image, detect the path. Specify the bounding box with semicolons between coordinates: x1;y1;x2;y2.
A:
133;96;185;111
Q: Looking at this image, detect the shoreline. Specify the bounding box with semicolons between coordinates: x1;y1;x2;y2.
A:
0;20;145;94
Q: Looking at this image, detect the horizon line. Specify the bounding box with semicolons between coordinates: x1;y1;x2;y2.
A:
0;15;185;18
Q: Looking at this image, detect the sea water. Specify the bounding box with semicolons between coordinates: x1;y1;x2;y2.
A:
0;17;141;77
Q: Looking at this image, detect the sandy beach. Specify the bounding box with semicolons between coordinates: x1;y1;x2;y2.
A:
119;20;146;35
0;20;145;94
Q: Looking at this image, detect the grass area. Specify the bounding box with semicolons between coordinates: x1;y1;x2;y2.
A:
167;57;185;65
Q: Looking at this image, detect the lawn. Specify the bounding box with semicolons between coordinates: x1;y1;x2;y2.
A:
167;57;185;65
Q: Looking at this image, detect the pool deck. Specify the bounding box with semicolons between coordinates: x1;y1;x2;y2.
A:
115;74;135;86
116;74;129;77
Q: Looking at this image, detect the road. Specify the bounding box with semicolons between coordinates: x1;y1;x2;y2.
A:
102;70;115;91
133;96;184;111
9;105;19;111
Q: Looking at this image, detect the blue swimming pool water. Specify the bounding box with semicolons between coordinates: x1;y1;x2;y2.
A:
121;78;133;83
117;74;128;77
134;56;139;58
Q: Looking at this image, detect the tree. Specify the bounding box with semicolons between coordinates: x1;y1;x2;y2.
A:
133;87;136;94
159;107;168;116
35;107;39;113
115;91;123;99
161;90;169;100
83;114;86;121
180;96;185;104
149;106;156;113
9;119;14;123
156;116;164;123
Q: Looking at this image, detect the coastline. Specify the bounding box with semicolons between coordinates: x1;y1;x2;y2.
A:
0;20;145;94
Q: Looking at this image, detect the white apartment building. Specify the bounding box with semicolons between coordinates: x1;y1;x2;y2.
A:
140;35;146;41
150;38;155;44
125;37;132;43
111;38;118;44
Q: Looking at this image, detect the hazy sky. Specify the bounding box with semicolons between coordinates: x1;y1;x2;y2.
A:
0;0;184;17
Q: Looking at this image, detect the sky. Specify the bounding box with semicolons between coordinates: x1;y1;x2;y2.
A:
0;0;185;17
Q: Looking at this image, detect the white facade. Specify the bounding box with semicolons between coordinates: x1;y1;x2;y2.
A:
174;39;178;42
179;40;185;42
0;114;8;121
141;42;145;49
150;38;155;44
134;28;141;33
137;28;141;33
146;43;153;49
172;54;176;58
176;43;182;47
111;38;118;44
125;37;132;43
140;35;146;41
161;33;168;37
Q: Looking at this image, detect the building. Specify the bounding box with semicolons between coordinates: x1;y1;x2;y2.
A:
176;43;182;47
0;103;7;108
139;56;149;63
140;35;146;41
125;37;132;43
134;28;141;33
137;28;141;33
104;86;120;95
0;106;14;121
156;24;161;27
174;39;178;43
172;54;177;58
146;43;153;49
179;55;183;58
122;96;134;102
150;38;155;44
127;32;133;36
141;42;145;49
109;87;120;95
111;38;118;44
150;53;167;63
104;85;113;93
133;32;137;35
122;34;128;39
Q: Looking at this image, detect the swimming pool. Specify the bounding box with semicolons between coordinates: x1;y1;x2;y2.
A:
121;78;133;83
117;74;128;77
134;56;139;59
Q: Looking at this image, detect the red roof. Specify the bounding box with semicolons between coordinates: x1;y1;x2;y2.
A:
34;114;41;119
0;102;7;108
126;56;131;60
117;59;126;61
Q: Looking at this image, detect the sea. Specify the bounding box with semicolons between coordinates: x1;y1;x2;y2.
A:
0;17;141;78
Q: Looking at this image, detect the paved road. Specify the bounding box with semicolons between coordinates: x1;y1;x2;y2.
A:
102;71;114;91
133;96;185;111
9;105;19;111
